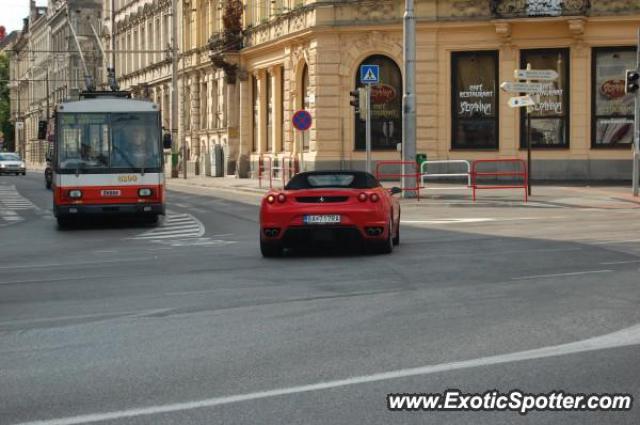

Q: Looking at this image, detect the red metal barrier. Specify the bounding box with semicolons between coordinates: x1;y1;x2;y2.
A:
470;159;528;202
375;160;421;201
280;156;299;186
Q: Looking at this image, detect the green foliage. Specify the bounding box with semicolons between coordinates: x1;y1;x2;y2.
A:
0;53;14;151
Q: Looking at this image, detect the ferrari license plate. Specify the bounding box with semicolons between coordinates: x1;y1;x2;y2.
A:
101;189;121;197
303;214;341;225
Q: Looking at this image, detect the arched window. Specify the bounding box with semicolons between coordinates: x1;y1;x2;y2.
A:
354;55;402;151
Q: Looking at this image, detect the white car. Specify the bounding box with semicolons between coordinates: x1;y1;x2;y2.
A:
0;153;26;175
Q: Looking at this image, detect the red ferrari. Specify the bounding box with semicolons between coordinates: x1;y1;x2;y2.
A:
259;171;401;257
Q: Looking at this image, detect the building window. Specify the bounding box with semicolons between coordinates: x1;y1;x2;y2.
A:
520;48;570;148
252;75;258;152
280;66;285;152
354;55;402;151
451;51;499;149
301;64;310;151
267;71;273;152
592;47;636;148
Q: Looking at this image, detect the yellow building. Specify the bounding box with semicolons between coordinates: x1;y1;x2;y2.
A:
216;0;640;180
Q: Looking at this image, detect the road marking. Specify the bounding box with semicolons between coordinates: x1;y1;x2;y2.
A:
592;239;640;245
512;269;613;281
0;309;175;333
0;185;38;210
600;259;640;265
11;323;640;425
402;217;568;225
402;218;494;224
0;257;155;271
152;237;236;247
128;211;204;241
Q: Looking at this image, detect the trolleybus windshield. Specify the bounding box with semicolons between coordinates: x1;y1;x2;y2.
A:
57;112;161;172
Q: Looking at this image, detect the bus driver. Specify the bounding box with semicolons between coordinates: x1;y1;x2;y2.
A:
112;126;151;168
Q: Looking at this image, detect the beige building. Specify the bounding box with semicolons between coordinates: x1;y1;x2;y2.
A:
10;0;640;180
9;21;30;159
228;0;640;180
108;0;236;176
24;1;49;164
7;0;103;162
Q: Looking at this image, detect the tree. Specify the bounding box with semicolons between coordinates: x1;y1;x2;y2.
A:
0;53;14;151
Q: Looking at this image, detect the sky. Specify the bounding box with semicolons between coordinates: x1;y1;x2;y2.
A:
3;0;47;34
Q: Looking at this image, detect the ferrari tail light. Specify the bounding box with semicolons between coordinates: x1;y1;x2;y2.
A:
266;194;276;204
358;192;368;202
277;193;287;203
370;193;380;203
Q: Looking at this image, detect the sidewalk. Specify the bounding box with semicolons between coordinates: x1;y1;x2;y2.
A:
166;174;640;209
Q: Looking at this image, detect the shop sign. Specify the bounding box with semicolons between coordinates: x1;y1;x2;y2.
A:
458;83;495;116
600;80;626;100
371;84;397;104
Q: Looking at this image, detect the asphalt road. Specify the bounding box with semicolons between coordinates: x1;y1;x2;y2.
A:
1;172;639;425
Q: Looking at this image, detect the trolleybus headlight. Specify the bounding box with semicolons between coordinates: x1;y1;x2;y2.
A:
138;188;153;197
68;190;82;199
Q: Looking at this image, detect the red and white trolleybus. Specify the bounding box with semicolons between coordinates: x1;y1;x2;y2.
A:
52;93;169;227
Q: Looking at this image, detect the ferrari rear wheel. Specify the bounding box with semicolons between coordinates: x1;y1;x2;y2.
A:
393;212;400;246
260;240;283;258
393;225;400;246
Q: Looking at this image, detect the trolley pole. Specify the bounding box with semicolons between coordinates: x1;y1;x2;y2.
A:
402;0;417;198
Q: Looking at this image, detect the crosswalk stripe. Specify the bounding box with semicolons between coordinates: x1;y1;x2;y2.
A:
0;185;37;225
128;210;205;241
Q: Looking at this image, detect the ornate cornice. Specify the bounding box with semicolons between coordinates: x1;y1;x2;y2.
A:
114;0;171;35
491;0;590;19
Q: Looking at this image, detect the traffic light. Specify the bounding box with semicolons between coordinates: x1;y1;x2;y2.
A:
349;89;360;110
349;87;368;118
625;69;640;95
37;120;47;140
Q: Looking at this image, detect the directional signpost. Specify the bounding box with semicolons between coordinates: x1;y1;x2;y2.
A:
514;69;559;81
500;81;545;94
508;95;536;108
501;66;559;196
360;64;379;173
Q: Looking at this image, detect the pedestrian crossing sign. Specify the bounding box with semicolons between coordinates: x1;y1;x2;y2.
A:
360;65;380;84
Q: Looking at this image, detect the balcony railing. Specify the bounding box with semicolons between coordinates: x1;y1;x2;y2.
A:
491;0;591;18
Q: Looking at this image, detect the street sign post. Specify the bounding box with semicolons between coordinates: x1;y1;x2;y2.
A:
292;110;312;172
514;69;559;81
503;63;557;196
508;95;536;108
360;65;378;173
633;28;640;197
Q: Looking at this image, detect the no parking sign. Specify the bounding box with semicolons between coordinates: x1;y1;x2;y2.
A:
292;110;312;131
